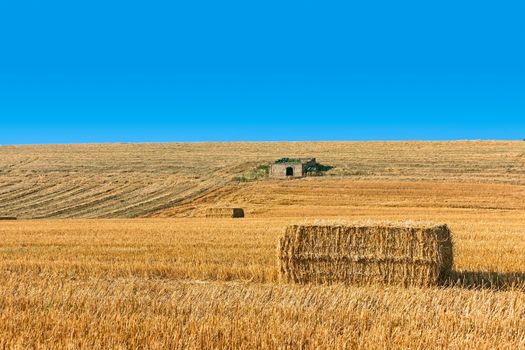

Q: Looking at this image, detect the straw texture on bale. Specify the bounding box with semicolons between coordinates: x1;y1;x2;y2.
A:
279;220;453;287
205;207;244;218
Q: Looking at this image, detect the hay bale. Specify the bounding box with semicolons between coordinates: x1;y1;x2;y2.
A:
278;220;453;287
0;217;16;220
205;207;244;218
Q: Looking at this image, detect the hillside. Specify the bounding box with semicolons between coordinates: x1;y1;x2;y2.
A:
2;141;525;348
1;141;525;218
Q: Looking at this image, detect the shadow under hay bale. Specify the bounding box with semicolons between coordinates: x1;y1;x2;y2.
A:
205;207;244;218
0;217;17;220
278;220;453;287
443;270;525;290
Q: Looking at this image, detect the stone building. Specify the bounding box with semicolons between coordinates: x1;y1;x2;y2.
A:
270;158;318;178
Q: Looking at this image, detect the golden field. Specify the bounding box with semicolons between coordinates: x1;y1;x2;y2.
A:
1;141;525;218
1;141;525;348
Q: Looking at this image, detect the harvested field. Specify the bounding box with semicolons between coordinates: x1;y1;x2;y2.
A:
2;276;525;349
1;141;525;218
2;141;525;348
1;214;525;348
279;221;453;287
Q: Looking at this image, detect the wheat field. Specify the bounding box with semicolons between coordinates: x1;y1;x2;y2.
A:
1;141;525;348
1;141;525;218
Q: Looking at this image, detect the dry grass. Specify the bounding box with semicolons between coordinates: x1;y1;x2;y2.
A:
1;141;525;348
1;141;525;218
2;276;525;349
279;221;453;287
1;207;525;348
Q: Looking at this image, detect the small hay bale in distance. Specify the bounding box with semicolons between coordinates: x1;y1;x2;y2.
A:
205;207;244;218
278;220;453;287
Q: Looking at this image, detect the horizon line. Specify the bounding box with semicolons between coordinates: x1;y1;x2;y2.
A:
1;138;523;147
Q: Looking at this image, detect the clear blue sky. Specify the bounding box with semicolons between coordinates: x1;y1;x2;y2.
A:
0;1;523;144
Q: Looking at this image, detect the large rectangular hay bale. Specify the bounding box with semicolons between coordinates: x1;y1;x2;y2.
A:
205;207;244;218
278;221;453;287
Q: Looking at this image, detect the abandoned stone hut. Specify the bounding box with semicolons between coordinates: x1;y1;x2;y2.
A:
270;158;318;178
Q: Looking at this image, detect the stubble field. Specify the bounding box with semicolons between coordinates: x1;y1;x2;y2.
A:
1;141;525;348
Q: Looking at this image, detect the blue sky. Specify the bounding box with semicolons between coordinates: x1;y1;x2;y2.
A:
0;0;523;144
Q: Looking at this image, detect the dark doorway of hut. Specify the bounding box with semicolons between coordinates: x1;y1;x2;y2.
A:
286;167;294;176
